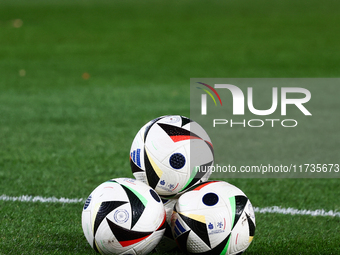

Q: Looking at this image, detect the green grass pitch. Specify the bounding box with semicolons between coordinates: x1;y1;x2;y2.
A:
1;0;340;254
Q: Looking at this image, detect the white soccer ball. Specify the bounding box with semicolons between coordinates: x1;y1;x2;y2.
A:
129;115;214;198
82;178;166;255
171;181;256;255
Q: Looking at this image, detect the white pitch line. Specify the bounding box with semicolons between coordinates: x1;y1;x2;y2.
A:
0;194;84;204
1;194;339;218
253;206;340;217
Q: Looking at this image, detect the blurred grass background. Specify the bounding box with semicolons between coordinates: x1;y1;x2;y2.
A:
0;0;339;254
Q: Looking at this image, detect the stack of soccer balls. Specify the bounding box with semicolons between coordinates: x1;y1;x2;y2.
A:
81;115;256;255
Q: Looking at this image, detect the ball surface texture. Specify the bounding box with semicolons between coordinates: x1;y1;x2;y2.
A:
130;115;214;198
82;178;166;255
171;181;256;255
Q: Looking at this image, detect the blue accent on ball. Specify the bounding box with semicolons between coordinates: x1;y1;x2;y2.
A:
174;219;186;237
132;151;136;162
131;149;141;167
83;195;92;210
174;225;181;237
136;148;141;167
175;219;186;233
169;153;186;169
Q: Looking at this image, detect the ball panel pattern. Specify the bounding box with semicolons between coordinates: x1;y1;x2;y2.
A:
106;218;153;247
129;115;214;197
179;162;214;194
120;184;146;229
233;196;248;229
130;157;143;174
246;213;256;237
82;178;166;255
94;201;128;236
143;116;164;141
177;212;211;249
170;181;256;255
144;150;161;189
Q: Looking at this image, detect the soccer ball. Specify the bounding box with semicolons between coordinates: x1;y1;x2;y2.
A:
82;178;166;255
129;115;214;198
171;181;256;255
